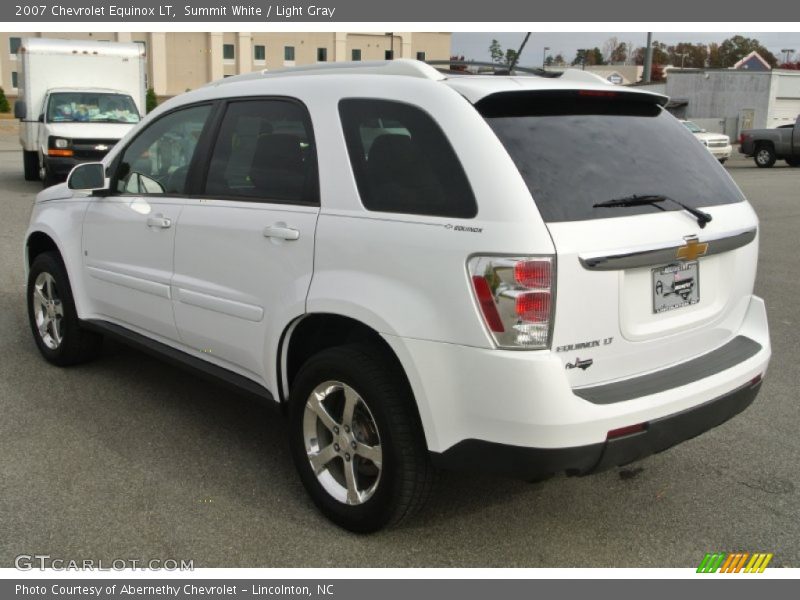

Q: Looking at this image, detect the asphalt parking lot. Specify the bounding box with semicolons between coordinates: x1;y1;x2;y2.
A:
1;124;798;568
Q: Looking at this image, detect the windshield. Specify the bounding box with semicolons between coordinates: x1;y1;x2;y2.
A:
682;121;703;133
479;91;744;222
47;92;140;124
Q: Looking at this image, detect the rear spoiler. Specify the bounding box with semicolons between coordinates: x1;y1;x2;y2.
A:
476;89;669;118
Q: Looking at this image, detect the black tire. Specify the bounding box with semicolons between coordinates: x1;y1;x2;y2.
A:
754;145;776;168
27;252;102;366
23;151;40;181
288;344;435;533
42;164;58;188
718;158;727;164
787;157;800;168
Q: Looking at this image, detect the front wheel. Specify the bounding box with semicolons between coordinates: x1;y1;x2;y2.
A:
23;151;40;181
288;344;435;533
754;146;776;168
27;252;102;366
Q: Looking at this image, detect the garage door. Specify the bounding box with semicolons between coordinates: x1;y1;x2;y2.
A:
770;98;800;126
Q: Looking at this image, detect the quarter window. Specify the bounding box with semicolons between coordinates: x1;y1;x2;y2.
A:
338;99;476;218
204;99;318;204
114;104;211;195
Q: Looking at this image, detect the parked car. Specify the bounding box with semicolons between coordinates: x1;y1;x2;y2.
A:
24;60;770;532
739;115;800;168
14;38;146;187
680;120;733;163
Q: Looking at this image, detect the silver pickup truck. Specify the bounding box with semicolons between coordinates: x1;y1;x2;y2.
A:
739;115;800;168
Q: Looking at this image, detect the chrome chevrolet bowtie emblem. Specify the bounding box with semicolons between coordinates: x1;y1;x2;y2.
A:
94;144;109;151
676;235;708;261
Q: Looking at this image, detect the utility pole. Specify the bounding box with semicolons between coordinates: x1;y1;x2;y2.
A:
542;46;550;68
507;32;531;73
781;48;795;64
643;32;653;83
678;52;689;69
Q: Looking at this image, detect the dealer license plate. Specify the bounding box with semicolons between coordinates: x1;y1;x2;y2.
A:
652;261;700;313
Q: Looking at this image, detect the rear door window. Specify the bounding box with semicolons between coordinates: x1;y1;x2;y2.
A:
203;99;318;204
339;99;477;218
478;91;744;222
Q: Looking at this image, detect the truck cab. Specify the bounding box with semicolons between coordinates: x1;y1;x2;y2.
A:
31;87;141;185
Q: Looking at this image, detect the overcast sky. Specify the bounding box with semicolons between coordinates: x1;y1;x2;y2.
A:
452;32;800;64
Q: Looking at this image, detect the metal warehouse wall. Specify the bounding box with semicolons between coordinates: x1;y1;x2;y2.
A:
666;71;773;133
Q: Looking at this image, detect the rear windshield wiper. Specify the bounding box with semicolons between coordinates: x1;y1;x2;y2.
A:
593;194;713;229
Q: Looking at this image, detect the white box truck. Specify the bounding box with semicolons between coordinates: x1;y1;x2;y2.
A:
14;38;146;185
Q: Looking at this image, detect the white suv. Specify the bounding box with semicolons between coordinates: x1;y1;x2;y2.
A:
24;60;770;532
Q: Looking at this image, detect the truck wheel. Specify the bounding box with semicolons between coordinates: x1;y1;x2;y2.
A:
754;146;776;168
23;151;40;181
42;165;58;188
27;252;103;366
787;158;800;168
288;344;435;533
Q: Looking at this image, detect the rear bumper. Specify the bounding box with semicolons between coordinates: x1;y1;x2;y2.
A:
383;295;770;468
430;377;761;479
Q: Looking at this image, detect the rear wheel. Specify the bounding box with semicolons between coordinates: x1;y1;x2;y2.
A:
27;252;102;366
754;146;776;168
23;151;40;181
288;344;434;533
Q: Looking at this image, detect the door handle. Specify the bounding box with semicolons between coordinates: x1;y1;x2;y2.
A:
146;215;172;229
263;225;300;241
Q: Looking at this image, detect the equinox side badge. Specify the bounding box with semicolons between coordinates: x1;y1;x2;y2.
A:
566;358;593;371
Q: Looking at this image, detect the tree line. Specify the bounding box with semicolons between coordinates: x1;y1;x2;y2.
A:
488;35;799;73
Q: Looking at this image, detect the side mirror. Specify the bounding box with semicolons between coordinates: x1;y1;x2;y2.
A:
37;113;44;123
14;100;26;120
67;163;108;191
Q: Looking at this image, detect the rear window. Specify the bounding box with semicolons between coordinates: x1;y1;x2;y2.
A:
479;91;744;222
339;99;477;218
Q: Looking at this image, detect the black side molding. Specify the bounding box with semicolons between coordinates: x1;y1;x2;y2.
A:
573;335;762;405
82;319;277;407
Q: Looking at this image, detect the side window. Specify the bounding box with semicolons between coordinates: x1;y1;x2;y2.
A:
338;99;477;218
114;104;211;195
204;99;318;204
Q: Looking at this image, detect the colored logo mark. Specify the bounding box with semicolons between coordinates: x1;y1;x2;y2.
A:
697;552;773;573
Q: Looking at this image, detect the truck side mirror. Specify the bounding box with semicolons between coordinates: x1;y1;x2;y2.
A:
14;100;26;120
37;113;44;123
68;163;108;192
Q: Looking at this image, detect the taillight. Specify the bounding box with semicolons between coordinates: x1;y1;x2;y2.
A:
468;256;555;349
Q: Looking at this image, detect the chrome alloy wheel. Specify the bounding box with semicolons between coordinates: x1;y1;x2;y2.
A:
302;381;383;505
32;272;64;350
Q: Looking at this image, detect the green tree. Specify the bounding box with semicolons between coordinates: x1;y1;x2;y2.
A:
146;87;158;113
489;39;505;64
668;42;708;68
0;87;10;113
572;48;605;67
633;41;669;66
717;35;777;67
504;49;518;66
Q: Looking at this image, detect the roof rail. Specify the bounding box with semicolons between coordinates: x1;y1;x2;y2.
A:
426;59;562;78
209;59;445;87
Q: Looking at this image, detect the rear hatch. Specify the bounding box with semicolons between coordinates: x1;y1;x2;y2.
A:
478;89;759;387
